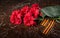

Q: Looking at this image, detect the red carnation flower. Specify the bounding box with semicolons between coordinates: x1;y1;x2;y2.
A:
10;10;22;24
30;7;39;18
24;13;36;26
20;5;29;17
29;3;42;18
31;3;39;8
29;4;39;18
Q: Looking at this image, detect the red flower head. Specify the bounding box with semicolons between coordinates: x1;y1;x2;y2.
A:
24;13;36;26
29;3;42;18
30;8;39;18
31;3;39;8
10;10;22;24
29;4;39;18
20;5;29;17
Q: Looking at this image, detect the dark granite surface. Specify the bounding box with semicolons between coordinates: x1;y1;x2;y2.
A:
0;0;60;38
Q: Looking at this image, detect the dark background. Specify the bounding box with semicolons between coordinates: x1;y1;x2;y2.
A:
0;0;60;38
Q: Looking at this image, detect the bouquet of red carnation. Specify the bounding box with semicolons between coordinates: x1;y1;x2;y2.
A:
10;3;42;26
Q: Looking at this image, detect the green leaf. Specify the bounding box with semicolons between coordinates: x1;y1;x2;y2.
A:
41;6;60;17
56;16;60;23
